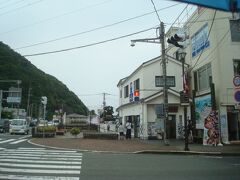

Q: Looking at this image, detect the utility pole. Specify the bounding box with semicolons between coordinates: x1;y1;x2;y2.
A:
27;86;31;118
102;92;110;108
130;22;169;145
160;22;169;145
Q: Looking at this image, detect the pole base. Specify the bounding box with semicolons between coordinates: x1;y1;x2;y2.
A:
184;147;190;151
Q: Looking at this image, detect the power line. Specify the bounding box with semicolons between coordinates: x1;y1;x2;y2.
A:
0;0;25;10
0;0;43;17
23;26;156;57
150;0;161;23
14;3;180;50
0;0;113;36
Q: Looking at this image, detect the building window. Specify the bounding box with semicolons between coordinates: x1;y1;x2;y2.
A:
124;85;129;98
233;59;240;75
230;19;240;42
194;63;212;91
120;89;122;98
134;79;140;90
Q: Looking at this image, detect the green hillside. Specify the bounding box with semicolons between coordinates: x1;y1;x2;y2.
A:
0;42;88;119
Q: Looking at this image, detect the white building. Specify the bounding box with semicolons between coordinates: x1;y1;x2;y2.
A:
117;55;189;140
167;8;240;144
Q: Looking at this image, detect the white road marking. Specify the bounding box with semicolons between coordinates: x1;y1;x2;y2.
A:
0;158;82;164
0;139;15;144
9;139;28;144
18;147;46;150
0;153;82;158
4;149;78;153
18;135;32;139
0;162;81;169
0;174;80;180
0;155;81;161
0;148;6;150
203;156;223;159
0;167;80;175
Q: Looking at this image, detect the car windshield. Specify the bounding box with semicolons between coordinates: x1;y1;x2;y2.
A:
11;120;24;126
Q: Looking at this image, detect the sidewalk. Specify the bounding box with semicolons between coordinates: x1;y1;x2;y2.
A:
29;132;240;155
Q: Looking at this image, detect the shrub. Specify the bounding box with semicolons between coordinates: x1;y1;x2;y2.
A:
70;127;80;137
37;126;56;133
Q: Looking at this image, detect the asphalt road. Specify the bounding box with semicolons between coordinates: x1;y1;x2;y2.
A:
81;153;240;180
1;133;240;180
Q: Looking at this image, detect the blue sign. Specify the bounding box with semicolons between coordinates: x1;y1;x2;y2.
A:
192;24;210;58
234;90;240;102
233;75;240;87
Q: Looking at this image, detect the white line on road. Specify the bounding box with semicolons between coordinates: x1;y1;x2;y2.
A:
9;139;28;144
0;162;81;169
0;155;81;161
4;149;78;153
0;159;82;165
0;174;80;180
0;139;15;144
0;153;82;158
18;147;46;150
18;135;32;139
0;167;80;175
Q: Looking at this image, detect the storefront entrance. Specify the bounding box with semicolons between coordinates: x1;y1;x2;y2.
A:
227;112;240;141
167;115;176;139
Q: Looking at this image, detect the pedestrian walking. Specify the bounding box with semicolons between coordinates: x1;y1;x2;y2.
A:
125;120;132;139
118;123;125;140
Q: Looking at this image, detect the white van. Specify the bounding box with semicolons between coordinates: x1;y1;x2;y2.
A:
9;119;29;135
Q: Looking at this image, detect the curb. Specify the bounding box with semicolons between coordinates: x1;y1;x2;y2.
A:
28;139;132;154
28;139;240;156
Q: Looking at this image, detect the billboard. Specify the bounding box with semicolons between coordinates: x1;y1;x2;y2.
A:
195;94;212;129
191;24;210;58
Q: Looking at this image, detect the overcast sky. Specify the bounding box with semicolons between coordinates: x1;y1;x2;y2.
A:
0;0;195;112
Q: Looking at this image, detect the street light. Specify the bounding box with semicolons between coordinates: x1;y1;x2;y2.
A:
179;49;190;151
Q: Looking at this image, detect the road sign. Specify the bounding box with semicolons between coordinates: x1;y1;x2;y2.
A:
234;90;240;102
233;75;240;87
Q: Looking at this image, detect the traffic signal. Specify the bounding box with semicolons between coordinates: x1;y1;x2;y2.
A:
167;33;188;48
134;90;140;102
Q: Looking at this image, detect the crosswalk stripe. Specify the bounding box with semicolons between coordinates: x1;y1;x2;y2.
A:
5;149;78;153
9;139;28;144
0;174;80;180
0;159;82;164
0;155;81;161
0;162;81;169
0;153;82;158
18;147;46;150
0;139;15;144
0;167;81;175
0;148;83;178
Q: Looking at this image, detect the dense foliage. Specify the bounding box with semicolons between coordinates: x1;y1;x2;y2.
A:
0;42;88;118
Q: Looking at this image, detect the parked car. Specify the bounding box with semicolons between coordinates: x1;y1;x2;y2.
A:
9;119;30;135
0;119;10;133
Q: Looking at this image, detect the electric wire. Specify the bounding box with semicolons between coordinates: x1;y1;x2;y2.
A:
0;0;43;17
188;10;217;72
0;0;25;10
23;26;156;57
150;0;161;23
14;3;180;50
0;0;113;36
